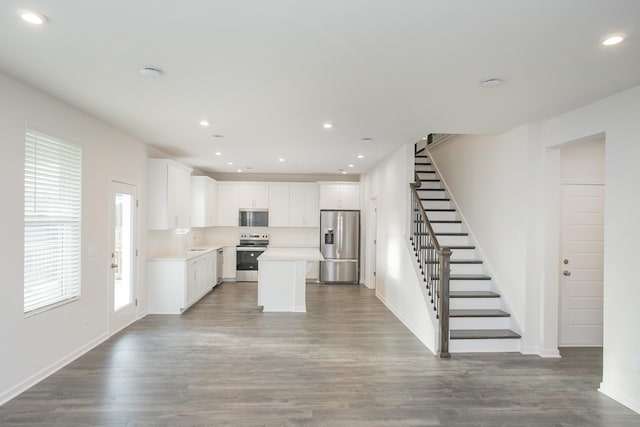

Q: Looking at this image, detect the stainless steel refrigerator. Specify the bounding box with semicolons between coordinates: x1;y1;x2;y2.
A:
320;210;360;284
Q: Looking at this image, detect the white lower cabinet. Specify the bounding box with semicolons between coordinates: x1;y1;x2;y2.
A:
147;252;217;314
222;246;237;280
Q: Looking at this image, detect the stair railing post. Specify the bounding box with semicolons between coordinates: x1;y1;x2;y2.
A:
438;248;452;358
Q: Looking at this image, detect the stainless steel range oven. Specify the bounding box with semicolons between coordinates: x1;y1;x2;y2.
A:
236;233;269;282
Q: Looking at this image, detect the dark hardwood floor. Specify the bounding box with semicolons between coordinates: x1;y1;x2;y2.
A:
1;283;638;426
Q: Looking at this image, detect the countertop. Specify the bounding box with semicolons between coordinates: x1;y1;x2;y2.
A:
148;243;235;261
258;247;324;262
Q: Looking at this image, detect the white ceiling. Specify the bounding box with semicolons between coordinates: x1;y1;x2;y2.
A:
1;1;639;175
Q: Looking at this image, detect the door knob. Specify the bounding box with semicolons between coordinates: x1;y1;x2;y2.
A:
111;263;118;269
563;270;571;276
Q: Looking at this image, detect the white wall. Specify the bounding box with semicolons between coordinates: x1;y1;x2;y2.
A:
429;85;640;413
0;72;150;404
428;126;536;341
540;85;640;414
560;136;605;183
361;144;437;352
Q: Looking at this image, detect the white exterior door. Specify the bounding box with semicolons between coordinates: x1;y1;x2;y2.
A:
109;181;138;335
559;184;604;346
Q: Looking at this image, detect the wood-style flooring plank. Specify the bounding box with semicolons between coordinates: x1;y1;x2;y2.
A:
0;282;638;426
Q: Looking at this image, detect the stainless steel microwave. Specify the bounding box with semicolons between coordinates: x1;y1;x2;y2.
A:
238;209;269;227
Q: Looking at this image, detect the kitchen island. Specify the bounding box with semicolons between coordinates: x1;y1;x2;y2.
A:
257;248;323;312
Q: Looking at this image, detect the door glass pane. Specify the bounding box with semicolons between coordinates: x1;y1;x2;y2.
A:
114;193;132;310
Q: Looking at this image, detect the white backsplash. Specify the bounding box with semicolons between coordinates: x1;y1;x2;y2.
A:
148;226;319;259
203;226;319;248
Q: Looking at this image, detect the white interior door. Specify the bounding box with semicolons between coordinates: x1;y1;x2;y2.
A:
109;181;138;335
559;184;604;346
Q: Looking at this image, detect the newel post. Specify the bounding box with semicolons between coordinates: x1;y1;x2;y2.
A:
438;248;452;358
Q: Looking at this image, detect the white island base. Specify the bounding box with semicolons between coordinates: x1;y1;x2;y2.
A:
257;248;323;312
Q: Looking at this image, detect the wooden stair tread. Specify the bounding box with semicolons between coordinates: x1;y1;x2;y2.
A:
419;179;441;182
450;329;521;340
415;232;466;236
418;187;445;191
424;208;456;212
450;291;500;298
450;309;511;318
421;245;475;250
431;274;491;280
430;220;462;224
425;259;483;265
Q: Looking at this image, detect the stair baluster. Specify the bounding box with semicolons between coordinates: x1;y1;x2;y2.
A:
410;164;451;358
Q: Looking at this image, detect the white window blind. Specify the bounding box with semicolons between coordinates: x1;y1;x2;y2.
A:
24;128;82;315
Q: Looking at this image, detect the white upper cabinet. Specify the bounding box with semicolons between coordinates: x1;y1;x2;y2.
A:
268;184;290;227
237;183;269;209
191;176;218;227
319;182;360;210
217;182;240;226
148;159;193;230
290;183;319;227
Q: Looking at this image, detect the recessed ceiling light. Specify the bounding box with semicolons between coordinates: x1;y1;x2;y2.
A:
601;34;625;46
278;158;285;162
227;161;233;165
215;152;222;156
18;10;47;25
480;78;502;88
140;67;162;77
357;154;364;159
342;171;348;174
199;120;210;127
323;123;333;129
348;164;354;168
236;169;242;173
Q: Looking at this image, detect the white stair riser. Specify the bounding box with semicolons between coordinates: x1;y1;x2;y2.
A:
450;298;501;310
449;249;476;260
450;316;511;329
436;235;470;247
414;164;435;174
430;223;463;233
425;211;458;221
419;190;448;199
450;281;491;292
422;200;451;209
450;263;484;275
419;181;442;189
450;338;521;353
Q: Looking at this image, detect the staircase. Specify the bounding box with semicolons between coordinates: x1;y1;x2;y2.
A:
412;147;521;354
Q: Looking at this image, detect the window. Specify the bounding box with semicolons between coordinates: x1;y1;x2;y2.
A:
24;127;82;315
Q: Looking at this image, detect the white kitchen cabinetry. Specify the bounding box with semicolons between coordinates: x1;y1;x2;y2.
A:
217;183;239;226
289;183;319;227
148;159;193;230
319;183;360;210
222;246;237;280
269;184;290;227
147;252;216;314
237;183;269;209
191;176;218;227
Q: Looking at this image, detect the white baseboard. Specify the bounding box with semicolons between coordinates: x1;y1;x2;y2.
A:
599;382;640;414
521;345;561;358
375;291;436;355
0;332;109;406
